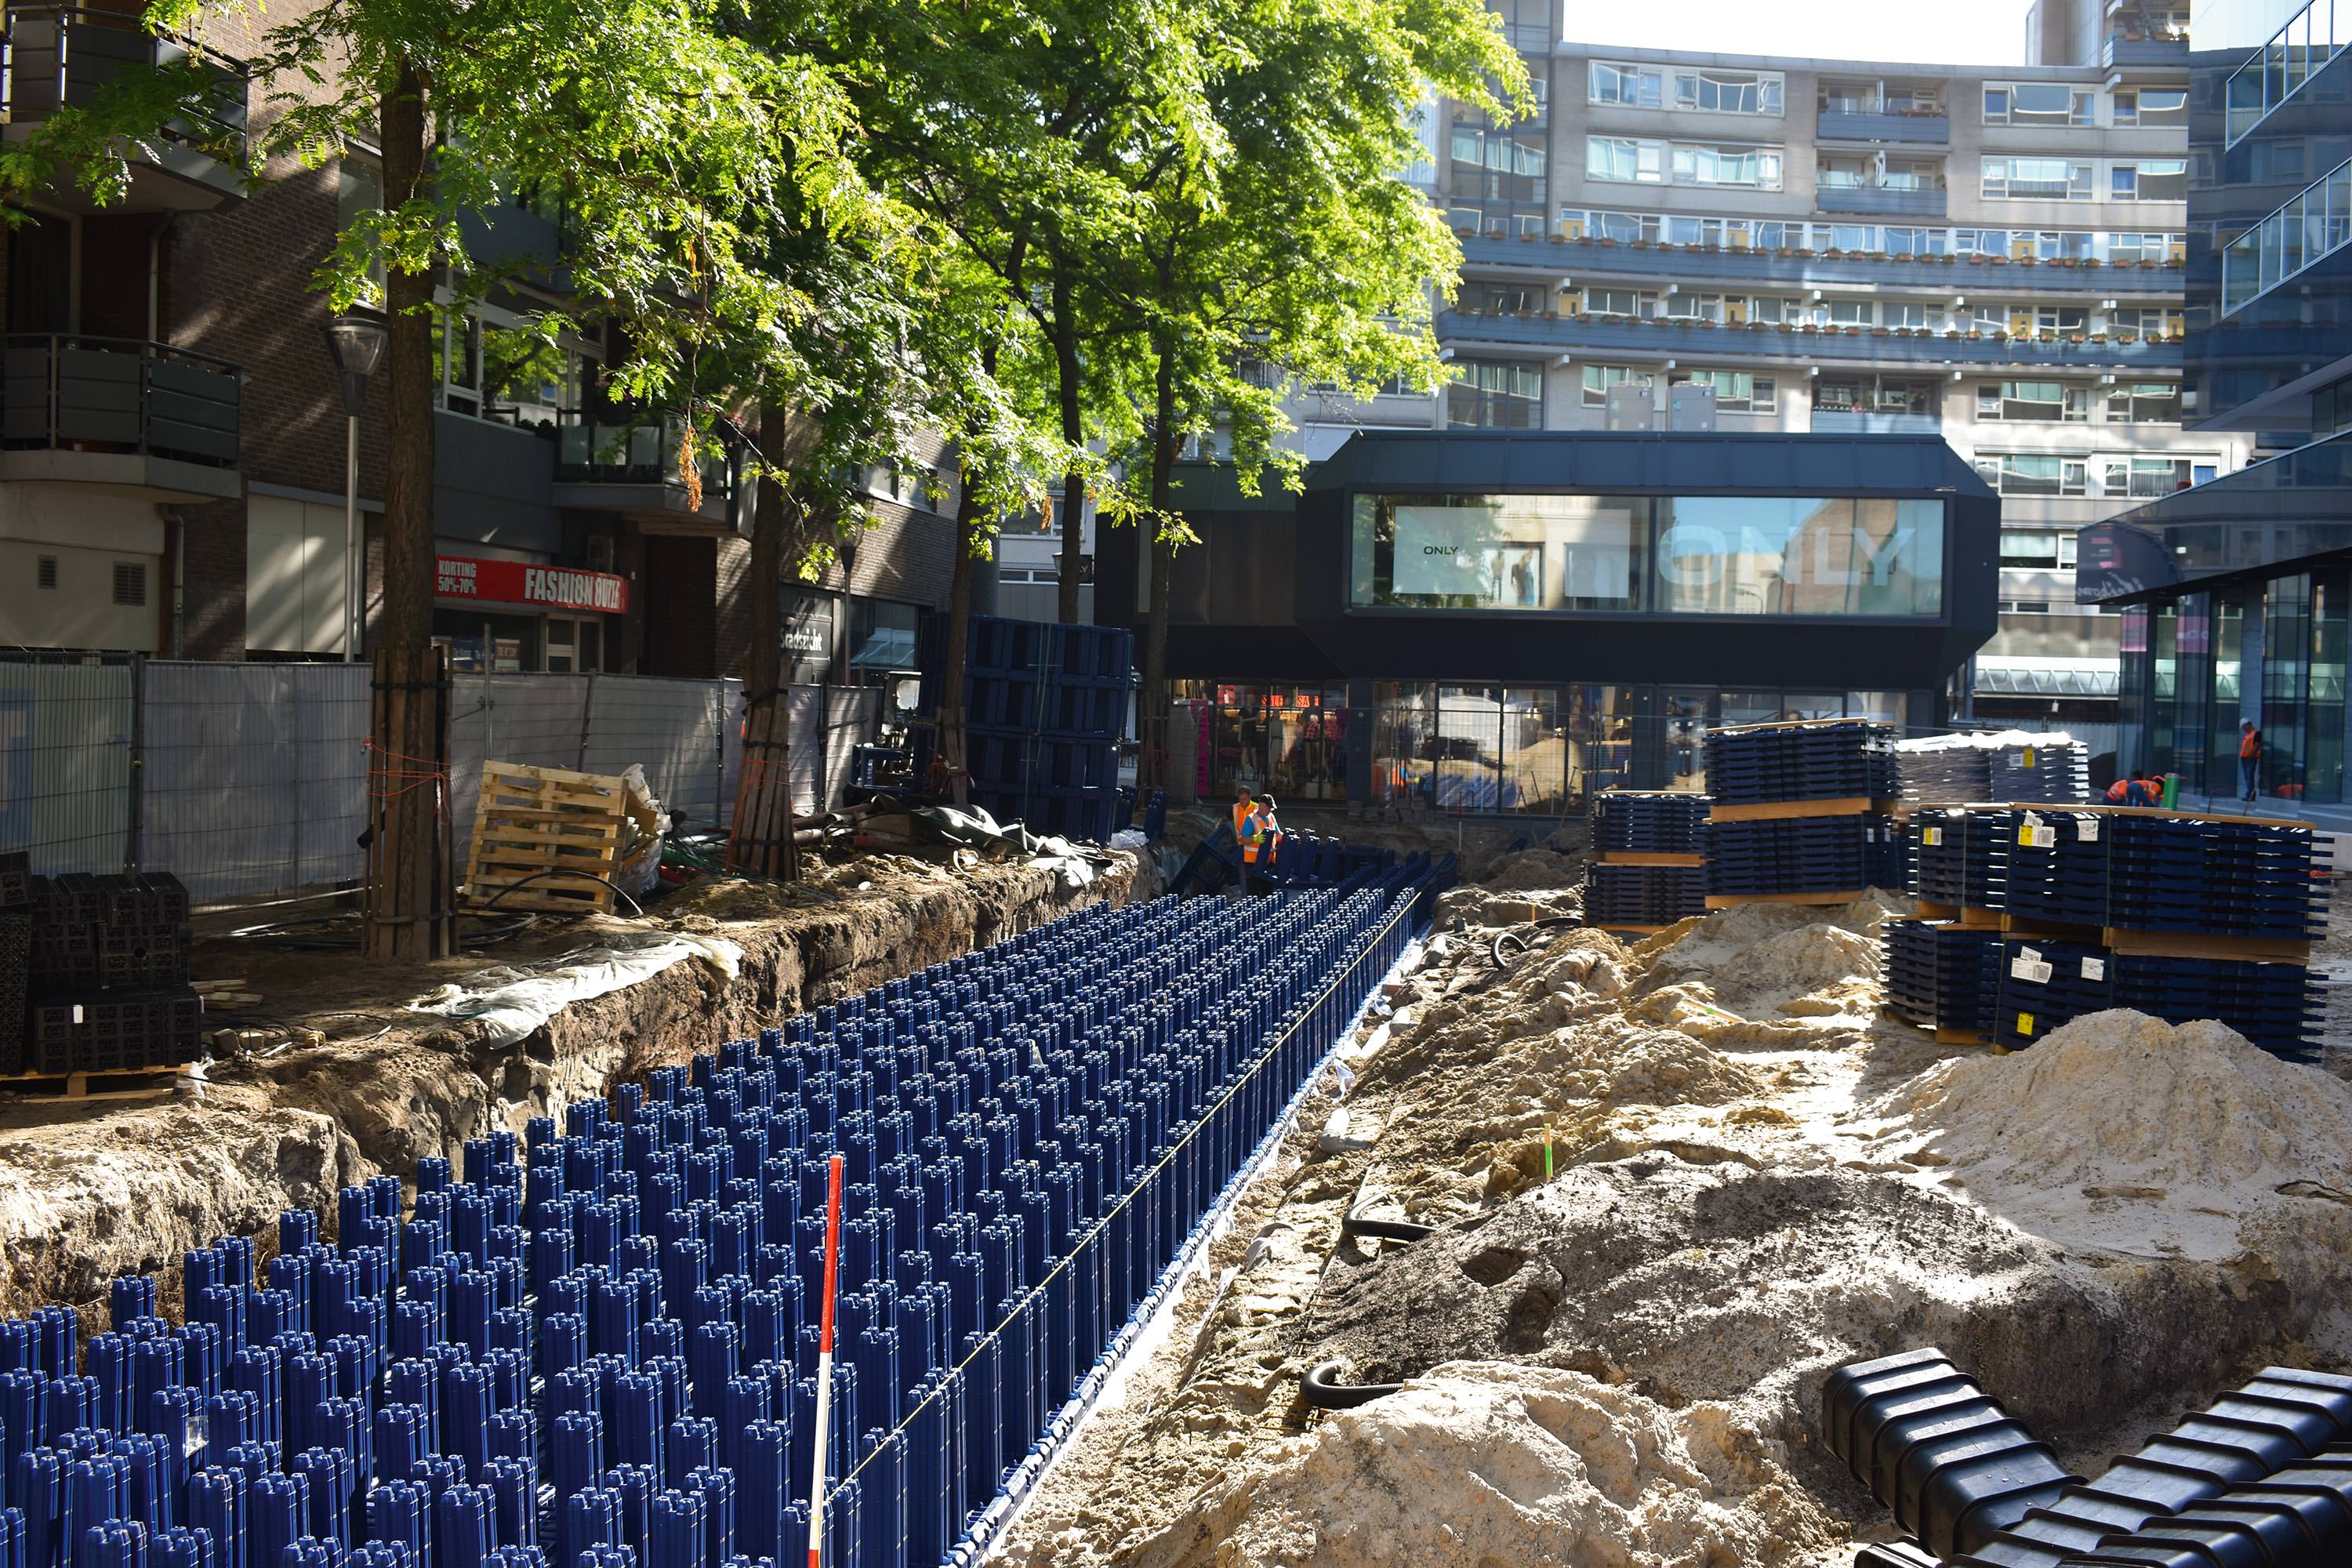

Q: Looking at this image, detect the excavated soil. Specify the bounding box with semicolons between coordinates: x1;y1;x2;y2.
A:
993;861;2352;1568
0;850;1150;1329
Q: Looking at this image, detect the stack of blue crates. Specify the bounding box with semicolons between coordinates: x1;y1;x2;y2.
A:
1702;722;1903;901
1882;917;2002;1035
0;872;1439;1568
1890;804;2322;1058
919;615;1133;843
1584;792;1710;927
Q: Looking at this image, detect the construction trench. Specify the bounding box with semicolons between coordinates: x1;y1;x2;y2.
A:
0;811;2348;1566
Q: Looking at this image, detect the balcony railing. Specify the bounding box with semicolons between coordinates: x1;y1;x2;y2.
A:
1436;309;2184;369
2;6;246;202
1816;185;1948;218
1816;110;1948;143
556;411;732;506
1812;408;1943;435
2225;0;2351;147
1465;231;2184;294
1;334;239;466
2102;31;2189;67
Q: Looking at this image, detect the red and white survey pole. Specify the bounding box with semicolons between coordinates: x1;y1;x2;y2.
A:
806;1152;846;1568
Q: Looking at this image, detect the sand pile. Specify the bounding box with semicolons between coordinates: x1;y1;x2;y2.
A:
1638;902;1889;1022
1871;1010;2352;1260
1127;1363;1841;1568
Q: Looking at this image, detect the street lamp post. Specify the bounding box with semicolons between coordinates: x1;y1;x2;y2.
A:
323;309;388;662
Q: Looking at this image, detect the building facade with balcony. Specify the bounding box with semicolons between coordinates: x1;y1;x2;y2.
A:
1278;31;2249;753
0;5;956;683
2075;0;2352;810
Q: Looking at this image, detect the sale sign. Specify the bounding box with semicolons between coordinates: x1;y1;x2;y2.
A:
436;556;627;613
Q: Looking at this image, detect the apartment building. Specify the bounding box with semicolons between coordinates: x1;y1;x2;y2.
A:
1280;24;2249;747
0;7;953;682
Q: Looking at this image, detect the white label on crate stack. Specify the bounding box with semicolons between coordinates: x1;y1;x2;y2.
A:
2020;813;2049;848
2078;817;2100;842
2010;948;2053;984
2082;956;2107;981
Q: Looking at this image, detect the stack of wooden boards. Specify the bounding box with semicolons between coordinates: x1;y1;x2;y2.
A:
463;761;637;914
1701;720;1907;908
1886;804;2325;1058
1584;791;1708;932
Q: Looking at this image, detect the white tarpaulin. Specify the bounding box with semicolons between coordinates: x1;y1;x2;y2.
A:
406;931;743;1047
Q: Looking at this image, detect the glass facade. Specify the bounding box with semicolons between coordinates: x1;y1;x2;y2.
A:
1348;493;1945;617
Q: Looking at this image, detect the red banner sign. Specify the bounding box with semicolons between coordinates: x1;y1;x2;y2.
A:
435;556;627;614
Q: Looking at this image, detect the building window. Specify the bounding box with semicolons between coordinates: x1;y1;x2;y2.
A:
1883;302;1930;330
1468;282;1548;315
2111;161;2187;201
1588;61;1662;107
1580;364;1653;406
1826;299;1873;328
2108;307;2183;339
2107;382;2182;423
1346;493;1944;617
1982;158;2092;201
1983;84;2093;126
1669;143;1782;189
1977;381;2089;422
2006;303;2089;336
1585;136;1662;183
2000;531;2078;570
1450;109;1548;236
35;556;56;590
1672;69;1782;115
1486;0;1548;53
1973;453;2089;496
1663;292;1727;322
2101;455;2198;497
112;562;146;608
1670;369;1776;413
2113;87;2186;128
1447;359;1544;428
1817;377;1936;416
1581;286;1649;318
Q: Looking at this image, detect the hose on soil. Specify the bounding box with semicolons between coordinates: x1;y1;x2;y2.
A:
1301;1360;1406;1410
1338;1211;1435;1244
229;913;539;949
1490;916;1585;971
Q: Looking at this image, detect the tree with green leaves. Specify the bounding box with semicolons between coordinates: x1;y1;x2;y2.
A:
1101;0;1530;785
9;0;891;948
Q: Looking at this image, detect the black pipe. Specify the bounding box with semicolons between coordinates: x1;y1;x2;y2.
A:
1339;1212;1434;1244
1301;1361;1405;1410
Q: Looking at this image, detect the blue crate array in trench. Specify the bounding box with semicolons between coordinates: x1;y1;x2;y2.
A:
0;869;1439;1568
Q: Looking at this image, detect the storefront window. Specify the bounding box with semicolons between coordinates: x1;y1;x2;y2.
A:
1350;494;1646;611
1654;497;1944;616
1197;684;1348;802
2311;572;2348;804
1348;492;1944;617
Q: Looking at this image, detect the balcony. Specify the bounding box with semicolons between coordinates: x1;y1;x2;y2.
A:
1812;408;1944;434
1434;310;2184;370
2;5;246;212
0;334;239;499
1816;185;1948;219
2102;31;2189;68
553;411;739;532
1816;110;1948;143
1460;232;2185;295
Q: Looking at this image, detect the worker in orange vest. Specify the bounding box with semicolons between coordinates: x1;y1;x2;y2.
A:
1232;785;1265;863
1256;795;1284;872
2239;720;2263;802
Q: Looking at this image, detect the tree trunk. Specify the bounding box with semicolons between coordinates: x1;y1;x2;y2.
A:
1142;325;1178;790
939;474;978;807
727;399;800;880
378;58;434;650
363;55;452;960
1051;260;1084;626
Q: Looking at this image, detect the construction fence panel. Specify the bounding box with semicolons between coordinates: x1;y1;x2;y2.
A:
580;674;730;830
448;674;591;843
139;661;370;903
723;684;880;818
0;652;135;877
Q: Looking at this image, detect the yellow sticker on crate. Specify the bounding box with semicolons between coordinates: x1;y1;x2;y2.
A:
2016;1011;2034;1036
1924;827;1943;846
2023;747;2036;768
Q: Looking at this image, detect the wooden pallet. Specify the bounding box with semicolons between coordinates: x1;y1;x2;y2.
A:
464;761;629;913
1969;908;2312;964
1709;797;1902;823
1876;1010;2003;1051
1704;889;1871;909
1593;852;1705;867
0;1065;186;1103
1592;922;1674;935
1912;899;1961;920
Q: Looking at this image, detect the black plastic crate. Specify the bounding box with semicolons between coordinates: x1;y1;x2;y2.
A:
1592;792;1711;856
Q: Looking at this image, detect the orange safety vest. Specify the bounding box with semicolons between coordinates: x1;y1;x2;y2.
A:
1234;801;1263;862
2241;728;2262;759
2105;779;2131;802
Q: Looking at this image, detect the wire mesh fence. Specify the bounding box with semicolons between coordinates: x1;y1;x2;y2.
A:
0;655;880;906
